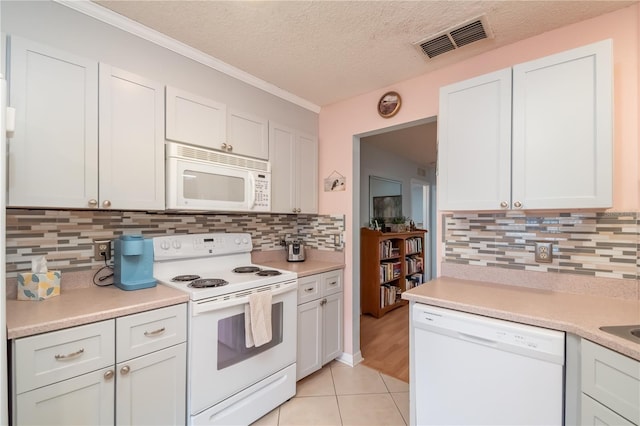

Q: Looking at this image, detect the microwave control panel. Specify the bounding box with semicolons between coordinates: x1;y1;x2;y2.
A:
254;173;270;209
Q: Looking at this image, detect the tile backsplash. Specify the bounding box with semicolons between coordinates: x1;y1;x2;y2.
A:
5;209;344;278
443;211;638;280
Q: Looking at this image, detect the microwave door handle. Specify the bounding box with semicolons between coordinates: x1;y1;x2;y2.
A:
248;173;256;209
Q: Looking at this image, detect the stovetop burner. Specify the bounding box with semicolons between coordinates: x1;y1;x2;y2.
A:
188;278;229;288
233;266;261;274
256;270;282;277
172;274;201;282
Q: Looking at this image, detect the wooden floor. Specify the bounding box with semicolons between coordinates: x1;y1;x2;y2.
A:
360;303;409;383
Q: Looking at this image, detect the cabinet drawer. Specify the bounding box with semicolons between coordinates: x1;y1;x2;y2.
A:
581;339;640;424
581;393;635;426
116;304;187;362
13;320;115;394
298;275;321;305
322;270;343;296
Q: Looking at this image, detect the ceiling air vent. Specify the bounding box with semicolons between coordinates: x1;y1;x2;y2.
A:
413;15;493;59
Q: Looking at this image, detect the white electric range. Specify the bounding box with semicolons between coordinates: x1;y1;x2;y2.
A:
153;233;298;425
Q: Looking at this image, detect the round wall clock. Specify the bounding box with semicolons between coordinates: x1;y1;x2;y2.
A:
377;91;401;118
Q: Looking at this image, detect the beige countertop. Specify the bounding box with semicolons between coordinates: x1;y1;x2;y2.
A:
6;284;189;340
259;259;345;277
402;276;640;361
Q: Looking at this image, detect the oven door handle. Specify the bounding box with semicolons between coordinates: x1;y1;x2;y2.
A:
192;280;297;315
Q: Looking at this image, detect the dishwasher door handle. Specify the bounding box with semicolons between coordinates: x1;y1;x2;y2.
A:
457;331;498;347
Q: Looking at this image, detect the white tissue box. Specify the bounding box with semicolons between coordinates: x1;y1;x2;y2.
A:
17;271;61;301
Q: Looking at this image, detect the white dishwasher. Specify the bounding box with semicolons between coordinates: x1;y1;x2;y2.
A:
411;303;565;426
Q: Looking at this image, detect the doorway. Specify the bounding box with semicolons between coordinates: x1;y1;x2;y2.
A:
354;117;437;378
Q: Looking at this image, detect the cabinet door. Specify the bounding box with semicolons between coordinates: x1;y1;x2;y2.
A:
581;394;635;426
15;368;114;426
296;300;322;380
581;339;640;424
165;86;226;151
116;344;186;426
438;68;512;211
99;65;165;210
322;292;343;365
295;132;318;214
7;36;98;208
227;108;269;160
512;39;613;209
269;122;297;213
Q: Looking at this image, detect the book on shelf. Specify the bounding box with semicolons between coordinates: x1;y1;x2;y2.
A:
405;237;423;254
379;240;400;258
405;256;424;275
405;273;424;290
380;284;401;308
379;261;402;283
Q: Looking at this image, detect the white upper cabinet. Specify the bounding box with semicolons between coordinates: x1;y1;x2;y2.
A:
269;122;318;214
166;86;269;160
165;86;226;151
7;36;165;210
227;108;269;160
99;65;165;210
512;40;613;209
438;39;613;211
7;36;99;208
438;68;512;211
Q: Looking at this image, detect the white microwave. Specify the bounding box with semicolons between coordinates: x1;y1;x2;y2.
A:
166;142;270;212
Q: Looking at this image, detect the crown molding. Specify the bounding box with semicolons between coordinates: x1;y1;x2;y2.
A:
54;0;321;113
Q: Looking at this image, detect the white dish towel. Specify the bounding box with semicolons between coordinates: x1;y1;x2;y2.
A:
244;290;272;348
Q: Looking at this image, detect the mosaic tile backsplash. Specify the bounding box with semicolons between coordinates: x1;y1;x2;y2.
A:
443;211;639;280
5;209;344;278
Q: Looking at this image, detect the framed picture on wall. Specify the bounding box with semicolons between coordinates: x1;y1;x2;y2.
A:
372;195;402;219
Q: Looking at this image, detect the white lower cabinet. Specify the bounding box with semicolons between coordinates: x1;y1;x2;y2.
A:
296;270;343;380
115;344;186;425
11;304;187;426
580;339;640;425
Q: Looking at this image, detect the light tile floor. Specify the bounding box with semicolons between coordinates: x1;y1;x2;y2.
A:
252;362;409;426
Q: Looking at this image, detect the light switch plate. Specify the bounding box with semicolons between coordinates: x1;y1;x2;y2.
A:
534;242;553;263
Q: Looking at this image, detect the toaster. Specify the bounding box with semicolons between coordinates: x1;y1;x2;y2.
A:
286;240;306;262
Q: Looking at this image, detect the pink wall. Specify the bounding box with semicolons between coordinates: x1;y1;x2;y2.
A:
318;5;639;357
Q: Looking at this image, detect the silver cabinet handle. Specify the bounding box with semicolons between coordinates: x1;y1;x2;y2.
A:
320;298;327;306
500;201;508;208
144;327;166;337
222;143;228;150
513;201;522;208
102;200;111;208
54;348;84;360
328;281;337;286
227;144;233;151
120;365;130;375
104;370;114;380
88;199;98;207
304;287;314;293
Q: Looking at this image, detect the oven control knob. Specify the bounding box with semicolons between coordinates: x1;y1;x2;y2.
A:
242;237;249;245
172;240;182;250
160;241;170;250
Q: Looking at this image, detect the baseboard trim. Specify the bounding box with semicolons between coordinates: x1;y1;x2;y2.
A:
335;351;363;367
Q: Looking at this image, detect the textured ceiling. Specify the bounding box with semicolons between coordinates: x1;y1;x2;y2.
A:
94;0;636;107
92;0;635;166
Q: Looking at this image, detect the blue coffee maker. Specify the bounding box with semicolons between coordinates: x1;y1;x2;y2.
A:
114;235;157;291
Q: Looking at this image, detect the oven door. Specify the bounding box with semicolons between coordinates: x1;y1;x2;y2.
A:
188;282;297;416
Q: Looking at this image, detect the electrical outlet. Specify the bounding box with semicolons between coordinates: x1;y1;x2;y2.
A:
534;242;553;263
333;234;340;245
94;240;111;261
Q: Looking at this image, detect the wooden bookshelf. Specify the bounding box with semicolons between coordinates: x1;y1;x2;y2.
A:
360;227;427;318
